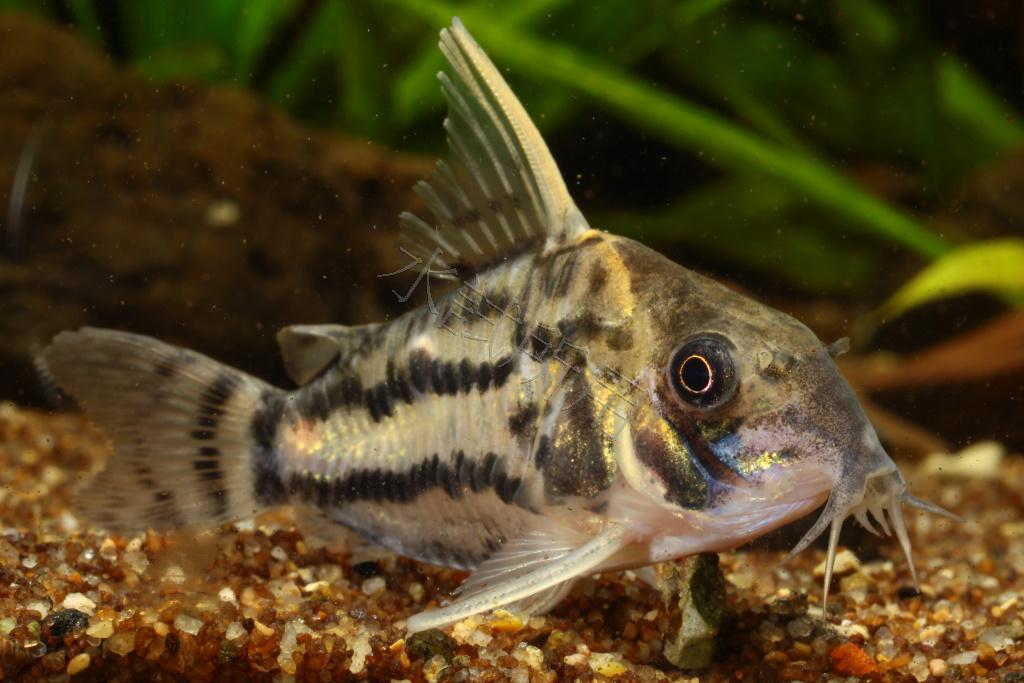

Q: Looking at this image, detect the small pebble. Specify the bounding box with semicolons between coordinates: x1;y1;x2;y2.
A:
225;621;249;643
162;565;186;584
407;582;425;603
98;538;117;560
829;643;878;676
43;609;91;639
122;550;149;574
218;586;237;605
66;652;90;676
786;617;812;639
174;613;204;636
948;650;978;666
85;620;114;639
24;601;49;619
909;652;929;682
361;577;386;595
813;549;860;577
61;593;96;616
922;441;1004;480
979;626;1016;651
589;651;628;676
105;631;135;656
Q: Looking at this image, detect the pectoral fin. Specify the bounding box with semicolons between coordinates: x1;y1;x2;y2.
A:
405;522;633;633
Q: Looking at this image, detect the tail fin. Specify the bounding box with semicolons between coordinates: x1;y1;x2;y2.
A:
42;327;285;534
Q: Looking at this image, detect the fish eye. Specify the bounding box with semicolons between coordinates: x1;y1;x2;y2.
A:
667;336;736;408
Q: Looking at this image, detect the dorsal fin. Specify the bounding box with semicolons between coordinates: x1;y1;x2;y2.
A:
399;18;590;278
276;324;378;385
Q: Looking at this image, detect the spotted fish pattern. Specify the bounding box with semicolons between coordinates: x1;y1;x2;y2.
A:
43;19;949;633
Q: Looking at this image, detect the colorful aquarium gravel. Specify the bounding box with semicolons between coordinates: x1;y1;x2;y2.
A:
1;403;1022;681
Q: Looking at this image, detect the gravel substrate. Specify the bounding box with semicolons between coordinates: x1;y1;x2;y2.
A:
0;403;1021;681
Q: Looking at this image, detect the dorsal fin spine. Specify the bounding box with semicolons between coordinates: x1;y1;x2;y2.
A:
397;19;590;277
413;180;467;258
438;72;525;244
440;37;546;234
442;118;504;252
435;162;488;257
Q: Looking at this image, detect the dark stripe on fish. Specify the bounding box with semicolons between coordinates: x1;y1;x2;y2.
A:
529;325;558;361
365;382;393;422
295;368;364;421
556;310;633;352
409;349;431;393
251;391;288;506
288;450;528;509
541;374;612;501
297;349;518;425
588;262;608;292
669;413;744;487
386;359;414;405
153;352;196;379
194;373;240;431
634;426;709;509
151;489;188;527
508;403;538;444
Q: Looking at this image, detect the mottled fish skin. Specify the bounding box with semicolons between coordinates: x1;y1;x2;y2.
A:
41;18;948;632
259;234;643;567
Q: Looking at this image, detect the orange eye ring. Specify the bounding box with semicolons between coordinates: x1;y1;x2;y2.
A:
679;354;714;394
667;335;737;409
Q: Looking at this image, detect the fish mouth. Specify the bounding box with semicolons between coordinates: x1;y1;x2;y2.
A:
786;453;958;610
642;464;833;563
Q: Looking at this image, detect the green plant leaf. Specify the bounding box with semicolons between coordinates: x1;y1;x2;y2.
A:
878;238;1024;320
834;0;899;60
0;0;54;18
599;177;878;294
64;0;106;47
938;56;1024;154
234;0;299;83
388;0;949;258
132;44;226;82
265;0;343;110
392;0;571;128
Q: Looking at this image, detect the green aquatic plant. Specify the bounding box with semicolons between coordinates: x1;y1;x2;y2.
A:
878;238;1024;321
3;0;1022;304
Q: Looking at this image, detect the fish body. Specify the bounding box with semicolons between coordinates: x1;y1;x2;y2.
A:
43;19;947;632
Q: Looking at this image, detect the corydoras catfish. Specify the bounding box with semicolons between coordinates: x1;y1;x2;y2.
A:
42;18;950;632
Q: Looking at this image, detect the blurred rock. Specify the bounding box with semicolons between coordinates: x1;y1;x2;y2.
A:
658;554;725;669
0;11;431;403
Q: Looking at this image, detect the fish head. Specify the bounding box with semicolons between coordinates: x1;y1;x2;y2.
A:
603;237;950;598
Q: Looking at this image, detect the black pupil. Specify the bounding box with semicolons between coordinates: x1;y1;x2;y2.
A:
681;355;713;393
